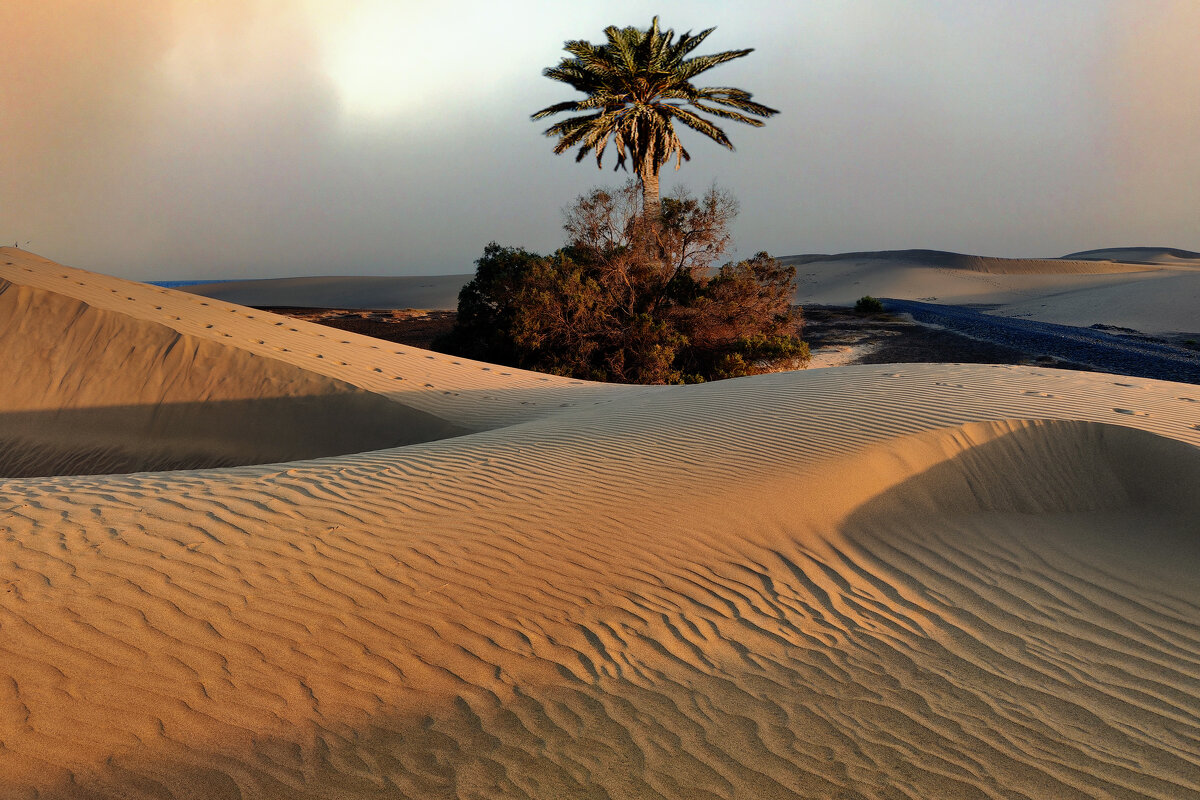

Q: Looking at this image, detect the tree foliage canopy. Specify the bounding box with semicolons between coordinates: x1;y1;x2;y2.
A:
436;183;807;384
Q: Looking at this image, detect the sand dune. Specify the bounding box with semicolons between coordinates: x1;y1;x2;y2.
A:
786;248;1157;274
1;249;1199;798
0;278;466;476
0;248;639;476
990;268;1200;335
787;251;1157;307
786;249;1200;335
1064;246;1200;265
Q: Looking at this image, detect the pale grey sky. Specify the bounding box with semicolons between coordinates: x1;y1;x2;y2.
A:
3;0;1197;280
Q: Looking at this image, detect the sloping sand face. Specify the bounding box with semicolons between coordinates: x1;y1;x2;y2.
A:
0;248;641;476
0;349;1198;798
0;278;469;476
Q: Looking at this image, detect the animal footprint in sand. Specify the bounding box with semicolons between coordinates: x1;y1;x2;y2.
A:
1023;391;1054;397
1113;408;1149;417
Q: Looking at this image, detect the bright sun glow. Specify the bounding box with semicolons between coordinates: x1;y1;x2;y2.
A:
318;1;447;119
314;0;551;122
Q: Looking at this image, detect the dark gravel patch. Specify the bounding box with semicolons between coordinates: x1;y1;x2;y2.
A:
255;307;456;351
803;306;1081;369
882;299;1200;384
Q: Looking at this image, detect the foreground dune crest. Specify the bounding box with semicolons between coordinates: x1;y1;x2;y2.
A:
0;250;1198;798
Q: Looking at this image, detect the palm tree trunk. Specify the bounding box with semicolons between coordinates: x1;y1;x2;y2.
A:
639;162;661;223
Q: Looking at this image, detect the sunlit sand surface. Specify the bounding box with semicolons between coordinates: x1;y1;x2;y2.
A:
1;248;1198;798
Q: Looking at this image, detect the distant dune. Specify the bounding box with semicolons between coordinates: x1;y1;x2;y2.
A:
1;247;1198;799
784;247;1155;274
785;248;1199;334
183;273;472;310
1061;246;1200;265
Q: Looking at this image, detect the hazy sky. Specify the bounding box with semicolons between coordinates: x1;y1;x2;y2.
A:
3;0;1198;280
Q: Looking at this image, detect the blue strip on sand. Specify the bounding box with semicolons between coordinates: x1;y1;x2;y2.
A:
146;279;256;288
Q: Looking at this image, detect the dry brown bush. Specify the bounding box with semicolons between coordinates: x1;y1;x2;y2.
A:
436;181;807;383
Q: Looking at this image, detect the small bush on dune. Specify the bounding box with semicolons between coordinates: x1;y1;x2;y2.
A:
434;182;808;384
855;295;884;313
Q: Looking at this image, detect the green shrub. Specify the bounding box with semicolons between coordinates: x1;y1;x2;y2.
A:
854;295;884;313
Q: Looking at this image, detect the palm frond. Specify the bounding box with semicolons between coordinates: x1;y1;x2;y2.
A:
531;100;583;120
665;106;733;148
677;49;754;81
695;89;779;118
671;27;715;60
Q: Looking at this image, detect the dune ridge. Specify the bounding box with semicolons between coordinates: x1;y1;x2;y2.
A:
1063;246;1200;265
0;251;1198;798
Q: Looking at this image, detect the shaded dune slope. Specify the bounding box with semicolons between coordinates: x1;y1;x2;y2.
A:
1;363;1198;798
0;278;466;476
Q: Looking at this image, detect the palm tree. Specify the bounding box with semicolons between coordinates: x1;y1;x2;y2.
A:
533;17;778;221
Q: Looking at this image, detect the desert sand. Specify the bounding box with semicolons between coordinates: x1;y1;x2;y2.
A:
2;246;1199;799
